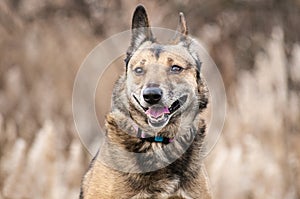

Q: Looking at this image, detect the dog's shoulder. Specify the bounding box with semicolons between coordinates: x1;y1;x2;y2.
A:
80;157;135;199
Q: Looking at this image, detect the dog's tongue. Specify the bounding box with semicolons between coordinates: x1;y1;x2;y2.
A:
146;106;170;118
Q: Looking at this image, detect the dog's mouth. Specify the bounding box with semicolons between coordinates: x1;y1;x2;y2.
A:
133;95;188;128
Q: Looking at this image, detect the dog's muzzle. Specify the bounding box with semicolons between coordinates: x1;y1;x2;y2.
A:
142;87;163;105
133;94;188;128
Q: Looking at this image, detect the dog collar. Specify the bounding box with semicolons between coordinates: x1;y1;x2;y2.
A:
135;126;174;144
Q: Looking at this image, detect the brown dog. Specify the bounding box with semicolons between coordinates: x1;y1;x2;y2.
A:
80;5;212;199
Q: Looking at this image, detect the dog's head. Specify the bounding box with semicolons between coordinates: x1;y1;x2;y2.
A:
124;5;207;131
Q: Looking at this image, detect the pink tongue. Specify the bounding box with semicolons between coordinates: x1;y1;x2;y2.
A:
146;106;170;118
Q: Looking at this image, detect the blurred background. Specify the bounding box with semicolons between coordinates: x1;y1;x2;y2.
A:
0;0;300;198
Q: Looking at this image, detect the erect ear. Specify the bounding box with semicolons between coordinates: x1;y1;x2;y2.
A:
171;12;190;45
177;12;188;36
125;5;154;67
131;5;153;38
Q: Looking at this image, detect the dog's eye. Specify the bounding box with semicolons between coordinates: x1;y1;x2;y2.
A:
170;65;183;73
134;67;144;75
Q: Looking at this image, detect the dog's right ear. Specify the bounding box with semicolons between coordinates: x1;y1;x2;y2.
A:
130;5;154;50
125;5;154;68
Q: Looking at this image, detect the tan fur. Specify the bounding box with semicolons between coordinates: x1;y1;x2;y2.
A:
82;156;212;198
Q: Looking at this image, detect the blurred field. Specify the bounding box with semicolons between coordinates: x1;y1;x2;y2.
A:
0;0;300;198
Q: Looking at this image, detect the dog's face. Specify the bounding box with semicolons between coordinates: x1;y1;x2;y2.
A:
124;6;204;131
127;42;199;129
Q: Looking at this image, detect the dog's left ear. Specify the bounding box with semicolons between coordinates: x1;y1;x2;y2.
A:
173;13;202;73
171;12;190;44
125;5;154;67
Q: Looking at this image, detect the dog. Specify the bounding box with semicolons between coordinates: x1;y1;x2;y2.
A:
80;5;212;199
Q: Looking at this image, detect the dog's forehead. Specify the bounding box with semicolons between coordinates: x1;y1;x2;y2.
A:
130;42;196;66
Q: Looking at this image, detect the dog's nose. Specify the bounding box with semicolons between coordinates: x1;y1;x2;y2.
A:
143;87;163;105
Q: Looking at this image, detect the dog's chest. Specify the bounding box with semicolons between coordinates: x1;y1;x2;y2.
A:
127;172;193;199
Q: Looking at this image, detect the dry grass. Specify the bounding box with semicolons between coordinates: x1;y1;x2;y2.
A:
0;1;299;199
206;27;300;199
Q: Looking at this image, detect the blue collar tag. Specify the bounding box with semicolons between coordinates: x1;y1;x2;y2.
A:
154;136;164;142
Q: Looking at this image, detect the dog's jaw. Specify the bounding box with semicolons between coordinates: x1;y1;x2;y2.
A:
132;94;188;128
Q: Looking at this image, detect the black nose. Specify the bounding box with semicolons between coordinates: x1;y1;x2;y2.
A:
143;87;163;105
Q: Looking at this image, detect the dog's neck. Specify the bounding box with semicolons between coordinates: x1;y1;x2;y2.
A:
101;112;206;173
